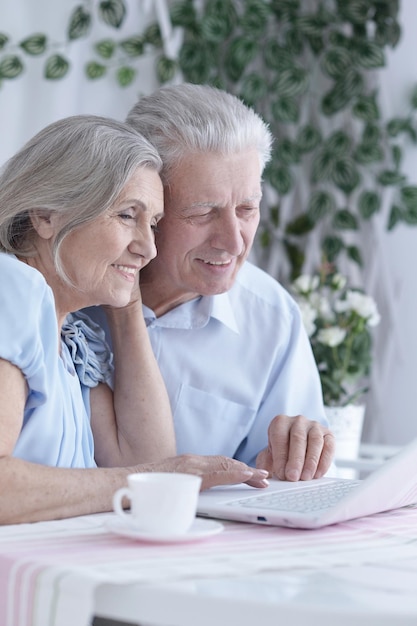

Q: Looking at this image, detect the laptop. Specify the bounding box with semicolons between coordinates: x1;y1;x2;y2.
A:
197;437;417;529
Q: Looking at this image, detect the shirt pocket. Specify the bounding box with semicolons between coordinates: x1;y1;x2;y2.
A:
173;384;256;458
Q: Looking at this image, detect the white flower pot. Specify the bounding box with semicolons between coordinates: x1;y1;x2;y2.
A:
324;404;365;479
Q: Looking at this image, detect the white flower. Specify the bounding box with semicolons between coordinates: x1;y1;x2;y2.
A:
310;292;334;320
335;290;380;325
292;274;320;294
331;273;347;291
317;326;347;347
298;300;317;337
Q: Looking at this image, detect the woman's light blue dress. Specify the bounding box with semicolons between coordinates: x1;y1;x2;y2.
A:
0;253;113;468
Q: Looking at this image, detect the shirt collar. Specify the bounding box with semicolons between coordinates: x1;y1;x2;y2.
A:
143;291;239;334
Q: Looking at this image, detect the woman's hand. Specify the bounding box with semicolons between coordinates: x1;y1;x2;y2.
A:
134;454;270;491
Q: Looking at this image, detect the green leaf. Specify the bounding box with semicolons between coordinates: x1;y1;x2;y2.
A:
95;39;116;59
241;0;270;35
331;157;361;194
258;226;271;249
19;34;47;55
308;190;336;222
332;209;359;230
263;41;293;70
391;144;402;169
265;163;293;195
205;0;237;21
346;245;363;266
375;19;401;47
67;6;91;40
386;117;410;137
354;40;385;69
171;0;197;27
0;55;24;79
143;23;162;47
285;27;303;55
321;46;352;79
269;204;280;228
116;65;135;87
362;123;381;144
306;34;324;56
274;66;309;98
297;14;326;38
403;206;417;225
0;33;9;50
337;0;370;24
324;130;351;156
322;70;363;115
270;0;300;22
271;96;299;123
387;204;403;230
400;186;417;210
296;124;322;153
179;41;211;83
85;61;107;79
404;122;417;143
119;36;144;57
208;74;226;90
225;36;257;81
353;142;384;164
156;56;177;83
410;85;417;110
311;149;333;183
352;93;380;121
377;170;407;186
274;137;300;165
284;241;305;281
44;54;70;79
358;190;381;219
201;14;233;42
240;73;268;106
99;0;126;28
322;235;344;262
285;213;315;236
328;32;351;49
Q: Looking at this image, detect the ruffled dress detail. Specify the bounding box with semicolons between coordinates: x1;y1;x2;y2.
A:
62;311;114;388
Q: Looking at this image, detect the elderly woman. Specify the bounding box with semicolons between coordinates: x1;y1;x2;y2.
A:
0;115;268;525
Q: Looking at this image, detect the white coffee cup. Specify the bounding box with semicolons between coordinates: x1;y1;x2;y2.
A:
112;472;202;535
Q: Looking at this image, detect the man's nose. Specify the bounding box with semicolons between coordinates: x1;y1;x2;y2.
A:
211;213;244;254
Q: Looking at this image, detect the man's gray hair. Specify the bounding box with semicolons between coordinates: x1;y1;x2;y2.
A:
0;114;162;278
126;83;272;185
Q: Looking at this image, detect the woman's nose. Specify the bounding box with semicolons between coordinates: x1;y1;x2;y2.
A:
129;227;157;262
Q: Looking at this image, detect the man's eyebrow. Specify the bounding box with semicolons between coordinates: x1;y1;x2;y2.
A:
184;195;263;212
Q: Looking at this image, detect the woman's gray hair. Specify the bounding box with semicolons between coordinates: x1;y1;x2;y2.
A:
0;114;162;278
126;83;272;185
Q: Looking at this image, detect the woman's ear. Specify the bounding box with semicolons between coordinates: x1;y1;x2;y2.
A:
29;209;60;240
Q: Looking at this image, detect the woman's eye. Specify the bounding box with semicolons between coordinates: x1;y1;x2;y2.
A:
119;212;135;220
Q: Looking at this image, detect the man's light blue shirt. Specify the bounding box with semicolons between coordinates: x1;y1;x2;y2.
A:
85;261;327;467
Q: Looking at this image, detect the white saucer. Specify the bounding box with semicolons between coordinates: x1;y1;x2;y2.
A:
105;516;224;544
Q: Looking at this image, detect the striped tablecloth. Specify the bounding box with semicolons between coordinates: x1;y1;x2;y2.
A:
2;505;417;626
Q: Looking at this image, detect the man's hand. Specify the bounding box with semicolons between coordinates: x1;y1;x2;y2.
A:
255;414;335;481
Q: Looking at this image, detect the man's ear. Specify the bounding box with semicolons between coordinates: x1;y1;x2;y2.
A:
29;209;59;240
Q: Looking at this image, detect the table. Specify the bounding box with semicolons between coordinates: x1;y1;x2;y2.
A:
2;505;417;626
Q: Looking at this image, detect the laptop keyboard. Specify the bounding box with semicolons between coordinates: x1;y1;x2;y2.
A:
226;480;362;514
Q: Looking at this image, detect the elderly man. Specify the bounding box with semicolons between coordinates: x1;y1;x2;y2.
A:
86;83;334;481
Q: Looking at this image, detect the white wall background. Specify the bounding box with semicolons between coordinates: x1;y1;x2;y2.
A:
0;0;416;446
366;0;417;445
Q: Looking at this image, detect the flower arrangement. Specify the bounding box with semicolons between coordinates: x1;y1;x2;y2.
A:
291;267;381;407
